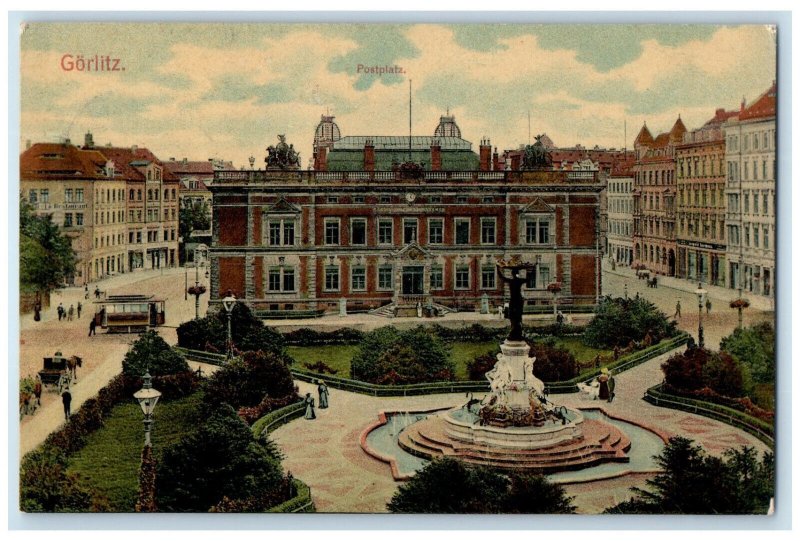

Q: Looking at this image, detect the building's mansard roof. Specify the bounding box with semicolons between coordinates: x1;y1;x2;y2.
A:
332;135;473;151
325;148;480;171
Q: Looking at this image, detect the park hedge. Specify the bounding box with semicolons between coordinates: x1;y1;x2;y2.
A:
251;400;306;436
266;479;314;513
644;383;774;448
179;332;689;397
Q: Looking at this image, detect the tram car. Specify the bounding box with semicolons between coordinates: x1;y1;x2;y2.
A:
93;294;166;333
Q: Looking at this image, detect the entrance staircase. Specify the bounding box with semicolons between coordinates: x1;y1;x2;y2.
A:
369;300;453;318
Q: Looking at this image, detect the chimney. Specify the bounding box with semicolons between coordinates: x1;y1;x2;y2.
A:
363;139;375;172
479;138;491;172
131;144;138;154
741;97;746;112
63;137;71;146
492;147;501;171
430;139;442;171
315;146;328;172
170;157;175;161
84;131;94;149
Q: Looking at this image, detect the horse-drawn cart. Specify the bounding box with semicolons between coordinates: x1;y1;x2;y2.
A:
38;351;80;393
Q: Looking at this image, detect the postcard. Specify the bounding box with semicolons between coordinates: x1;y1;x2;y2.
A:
16;21;778;518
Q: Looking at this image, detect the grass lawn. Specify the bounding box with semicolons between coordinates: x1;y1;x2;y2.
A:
287;339;609;381
67;392;205;512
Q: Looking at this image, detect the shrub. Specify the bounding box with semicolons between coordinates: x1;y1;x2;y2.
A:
467;350;499;381
20;447;110;512
204;350;295;411
351;326;454;384
156;403;285;512
283;327;364;346
529;338;579;382
122;331;189;377
583;296;677;349
662;347;749;398
720;323;775;384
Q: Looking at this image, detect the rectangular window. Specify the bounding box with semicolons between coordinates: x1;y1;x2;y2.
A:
526;220;536;244
481;218;496;245
353;195;365;204
76;213;83;226
75;188;84;202
754;228;760;247
129;232;134;244
64;213;73;227
40;189;49;203
65;189;73;203
456;195;468;204
539;266;551;286
763;194;768;215
379;195;391;204
269;222;281;246
429;195;442;204
378;266;393;290
455;265;470;289
283;268;295;292
351;267;366;291
403;218;418;244
744;193;750;213
428;218;444;244
526;268;537;289
378;219;393;245
526;218;551;244
351;218;367;245
327;196;338;204
538;221;550;244
324;267;339;291
753;194;759;214
430;265;443;290
455;218;470;245
324;219;340;245
745;226;750;247
481;266;496;289
283;222;295;246
268;269;282;292
163;230;169;241
764;227;769;249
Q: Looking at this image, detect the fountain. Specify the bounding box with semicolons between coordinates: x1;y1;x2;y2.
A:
390;257;632;473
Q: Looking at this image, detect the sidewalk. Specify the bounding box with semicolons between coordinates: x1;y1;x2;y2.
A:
602;260;774;312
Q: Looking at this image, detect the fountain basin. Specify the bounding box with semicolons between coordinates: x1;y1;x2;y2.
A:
444;407;584;449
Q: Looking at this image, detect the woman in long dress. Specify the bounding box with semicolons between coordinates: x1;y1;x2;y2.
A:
318;381;329;409
304;393;316;420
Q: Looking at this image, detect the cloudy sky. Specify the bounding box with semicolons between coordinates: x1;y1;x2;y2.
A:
20;23;776;168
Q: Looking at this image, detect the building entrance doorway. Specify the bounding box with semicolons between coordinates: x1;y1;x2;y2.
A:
402;266;424;295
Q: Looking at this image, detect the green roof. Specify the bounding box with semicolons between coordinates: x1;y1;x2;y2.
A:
326;149;480;172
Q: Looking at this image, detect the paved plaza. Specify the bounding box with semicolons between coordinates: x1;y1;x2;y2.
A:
18;263;775;513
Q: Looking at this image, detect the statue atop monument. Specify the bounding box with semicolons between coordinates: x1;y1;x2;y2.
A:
521;134;553;170
496;256;537;341
266;134;301;170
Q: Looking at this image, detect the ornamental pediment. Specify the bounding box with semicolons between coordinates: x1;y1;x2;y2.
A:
264;197;301;214
520;197;555;214
393;241;431;261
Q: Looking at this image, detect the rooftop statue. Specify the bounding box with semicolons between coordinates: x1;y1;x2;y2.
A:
266;134;301;170
522;134;553;170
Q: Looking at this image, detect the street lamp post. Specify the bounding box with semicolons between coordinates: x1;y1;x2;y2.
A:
187;244;208;320
695;282;707;349
133;372;162;447
222;292;237;360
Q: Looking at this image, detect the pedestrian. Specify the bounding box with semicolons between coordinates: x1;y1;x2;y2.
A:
77;302;82;319
318;380;329;409
68;305;74;321
33;377;42;407
607;373;616;403
57;303;64;321
557;311;564;325
598;369;610;401
88;318;96;336
61;388;72;420
706;298;712;314
304;392;316;420
675;300;682;319
94;287;100;299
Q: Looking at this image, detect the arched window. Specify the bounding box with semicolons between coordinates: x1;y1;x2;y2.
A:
129;189;134;200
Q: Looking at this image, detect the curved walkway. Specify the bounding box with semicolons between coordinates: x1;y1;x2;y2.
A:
270;347;771;514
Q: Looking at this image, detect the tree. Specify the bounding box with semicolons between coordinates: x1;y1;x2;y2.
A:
606;437;773;514
156;403;285;512
204;350;295;410
179;200;211;243
529;338;579;382
662;347;749;398
583;296;677;349
122;330;189;377
720;323;775;384
20;197;77;298
387;458;575;514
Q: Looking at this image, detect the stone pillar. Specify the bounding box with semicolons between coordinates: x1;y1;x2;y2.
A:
244;254;254;300
210;255;220;299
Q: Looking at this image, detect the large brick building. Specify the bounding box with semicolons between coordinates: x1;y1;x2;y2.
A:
675;108;737;286
723;82;776;298
632;117;686;276
210;125;603;317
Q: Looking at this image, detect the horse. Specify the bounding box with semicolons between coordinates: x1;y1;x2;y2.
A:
66;356;82;382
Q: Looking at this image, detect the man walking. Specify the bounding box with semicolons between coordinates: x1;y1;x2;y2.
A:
77;302;82;319
68;305;74;321
706;298;712;314
57;303;64;321
62;388;72;420
675;300;682;319
88;318;96;336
